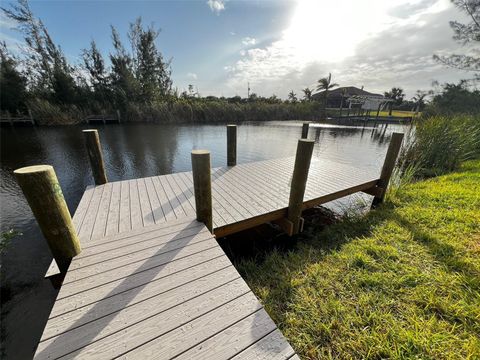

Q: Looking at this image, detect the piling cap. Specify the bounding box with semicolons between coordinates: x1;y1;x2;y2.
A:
227;124;237;127
82;129;98;133
191;149;210;155
14;164;53;174
298;139;315;144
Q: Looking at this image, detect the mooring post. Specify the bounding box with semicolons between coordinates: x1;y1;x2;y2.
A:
83;129;108;185
191;150;213;232
14;165;81;272
301;122;309;139
227;125;237;166
286;139;315;235
371;132;404;207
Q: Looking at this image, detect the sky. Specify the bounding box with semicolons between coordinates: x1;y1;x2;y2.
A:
0;0;474;99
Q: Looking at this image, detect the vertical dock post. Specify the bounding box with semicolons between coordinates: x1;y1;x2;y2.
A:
83;129;108;185
371;132;404;207
227;125;237;166
14;165;81;271
301;122;309;139
191;150;213;232
287;139;315;235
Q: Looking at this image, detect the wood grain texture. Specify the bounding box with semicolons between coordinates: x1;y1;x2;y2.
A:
14;165;81;271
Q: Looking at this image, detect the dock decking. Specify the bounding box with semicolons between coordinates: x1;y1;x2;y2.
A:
34;155;382;359
35;216;298;359
72;156;379;240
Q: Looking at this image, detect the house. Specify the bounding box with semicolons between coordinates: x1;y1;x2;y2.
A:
312;86;384;108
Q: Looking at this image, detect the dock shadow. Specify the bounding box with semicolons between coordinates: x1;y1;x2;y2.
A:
36;220;205;358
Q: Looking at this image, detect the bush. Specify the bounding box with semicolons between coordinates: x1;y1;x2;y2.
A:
28;99;87;125
398;115;480;177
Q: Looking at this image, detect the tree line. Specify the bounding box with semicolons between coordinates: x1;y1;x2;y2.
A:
0;0;479;124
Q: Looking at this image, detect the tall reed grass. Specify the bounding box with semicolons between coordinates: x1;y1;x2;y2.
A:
397;115;480;178
26;99;325;125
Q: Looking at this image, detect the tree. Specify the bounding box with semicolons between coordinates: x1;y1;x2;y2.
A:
384;87;405;115
288;90;298;103
316;73;338;119
267;94;281;104
302;87;312;101
2;0;78;103
429;80;480;114
433;0;479;79
0;42;27;112
128;18;172;102
109;25;140;106
82;40;110;102
411;90;432;114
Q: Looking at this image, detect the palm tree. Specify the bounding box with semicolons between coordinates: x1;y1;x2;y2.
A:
302;87;312;102
288;90;297;103
384;87;405;116
316;73;338;119
412;90;432;115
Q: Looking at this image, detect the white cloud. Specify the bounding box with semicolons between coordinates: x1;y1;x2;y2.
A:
241;37;256;46
221;0;469;98
207;0;226;14
230;31;236;36
187;72;198;80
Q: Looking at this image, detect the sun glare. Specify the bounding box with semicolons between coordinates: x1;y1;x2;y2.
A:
283;0;390;62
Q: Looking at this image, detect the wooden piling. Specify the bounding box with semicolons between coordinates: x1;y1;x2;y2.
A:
14;165;81;271
191;150;213;232
83;129;108;185
287;139;315;235
227;125;237;166
301;122;309;139
371;132;404;207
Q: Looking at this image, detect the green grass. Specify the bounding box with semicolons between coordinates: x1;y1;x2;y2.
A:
376;110;419;118
237;161;480;359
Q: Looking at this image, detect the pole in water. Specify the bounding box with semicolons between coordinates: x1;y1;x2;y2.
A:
191;150;213;232
301;122;309;139
83;129;108;185
227;125;237;166
14;165;81;272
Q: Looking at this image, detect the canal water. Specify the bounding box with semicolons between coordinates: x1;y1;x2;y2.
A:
0;120;404;359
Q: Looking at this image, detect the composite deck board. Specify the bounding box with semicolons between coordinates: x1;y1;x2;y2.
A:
37;156;380;359
129;179;143;229
35;218;296;359
72;157;378;240
230;329;296;360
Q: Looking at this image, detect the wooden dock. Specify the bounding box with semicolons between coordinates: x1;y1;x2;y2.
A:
0;112;35;126
13;126;404;359
71;157;379;239
34;216;299;359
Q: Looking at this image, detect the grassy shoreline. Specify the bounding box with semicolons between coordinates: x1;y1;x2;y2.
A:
237;160;480;359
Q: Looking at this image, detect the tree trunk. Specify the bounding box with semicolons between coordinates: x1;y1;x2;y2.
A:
323;90;328;120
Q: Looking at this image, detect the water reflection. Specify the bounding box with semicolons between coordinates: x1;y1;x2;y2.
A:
0;120;405;359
